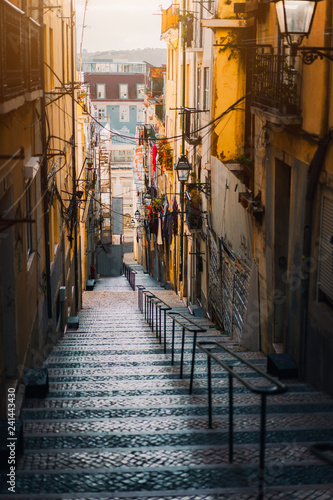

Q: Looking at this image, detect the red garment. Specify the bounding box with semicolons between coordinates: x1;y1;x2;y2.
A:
152;143;157;172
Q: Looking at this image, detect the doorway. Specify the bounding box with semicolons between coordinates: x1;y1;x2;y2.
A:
274;159;291;344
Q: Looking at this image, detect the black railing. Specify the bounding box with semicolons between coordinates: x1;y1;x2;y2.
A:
0;1;42;103
166;311;206;382
139;288;172;352
251;51;300;116
123;263;136;290
137;286;206;378
185;199;202;230
191;340;288;500
184;108;201;145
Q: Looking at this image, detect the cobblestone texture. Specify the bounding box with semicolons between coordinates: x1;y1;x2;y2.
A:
2;267;333;499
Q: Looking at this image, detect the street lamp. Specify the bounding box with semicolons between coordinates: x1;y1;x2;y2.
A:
174;154;192;183
273;0;333;63
275;0;318;47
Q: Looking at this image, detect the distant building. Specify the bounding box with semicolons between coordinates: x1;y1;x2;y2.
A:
82;60;153;137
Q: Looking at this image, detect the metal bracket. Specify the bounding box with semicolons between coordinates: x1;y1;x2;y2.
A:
298;47;333;65
187;182;211;198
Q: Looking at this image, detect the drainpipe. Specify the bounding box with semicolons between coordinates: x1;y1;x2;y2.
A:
39;0;52;321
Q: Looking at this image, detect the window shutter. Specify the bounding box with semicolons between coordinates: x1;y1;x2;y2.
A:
318;195;333;302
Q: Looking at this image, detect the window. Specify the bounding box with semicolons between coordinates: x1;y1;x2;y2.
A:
113;150;126;162
96;84;105;99
197;67;201;109
204;68;209;110
123;213;132;228
137;106;145;123
119;84;128;99
97;107;105;119
137;84;145;99
120;105;129;121
126;150;134;161
25;180;33;256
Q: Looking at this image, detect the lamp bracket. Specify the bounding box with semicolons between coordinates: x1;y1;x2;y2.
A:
297;47;333;65
186;182;211;198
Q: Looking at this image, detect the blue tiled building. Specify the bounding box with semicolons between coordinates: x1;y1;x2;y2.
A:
83;60;152;138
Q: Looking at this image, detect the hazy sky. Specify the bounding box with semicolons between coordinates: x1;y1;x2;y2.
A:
76;0;167;52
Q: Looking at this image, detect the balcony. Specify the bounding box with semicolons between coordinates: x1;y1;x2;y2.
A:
185;108;201;146
161;4;179;35
0;0;42;113
185;187;203;231
155;103;165;123
251;50;301;125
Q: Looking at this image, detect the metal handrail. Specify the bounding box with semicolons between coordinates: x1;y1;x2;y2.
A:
137;286;207;379
123;263;137;290
166;311;206;381
137;285;145;312
192;340;288;500
137;286;172;349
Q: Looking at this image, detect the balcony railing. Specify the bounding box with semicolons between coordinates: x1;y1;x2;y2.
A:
251;51;300;117
185;108;201;145
161;4;179;34
185;188;202;231
0;0;41;104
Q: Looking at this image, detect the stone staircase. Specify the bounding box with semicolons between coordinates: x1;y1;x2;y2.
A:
1;273;333;499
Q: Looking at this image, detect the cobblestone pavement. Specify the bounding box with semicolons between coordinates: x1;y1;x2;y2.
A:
1;264;333;499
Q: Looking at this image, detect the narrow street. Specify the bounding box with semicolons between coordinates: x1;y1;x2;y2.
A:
3;264;333;499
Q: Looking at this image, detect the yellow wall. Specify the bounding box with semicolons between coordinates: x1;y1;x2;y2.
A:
213;27;246;162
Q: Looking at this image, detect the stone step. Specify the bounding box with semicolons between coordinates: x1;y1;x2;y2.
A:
3;272;332;500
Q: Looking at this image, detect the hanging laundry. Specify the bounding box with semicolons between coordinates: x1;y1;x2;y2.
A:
157;213;163;245
167;210;173;246
172;197;179;235
152;143;157;172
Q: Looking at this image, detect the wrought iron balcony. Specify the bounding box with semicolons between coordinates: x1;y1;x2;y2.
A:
185;108;201;146
251;50;300;118
185;187;203;231
0;0;41;106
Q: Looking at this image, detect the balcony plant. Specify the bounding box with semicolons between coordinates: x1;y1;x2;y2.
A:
157;137;173;172
185;186;202;230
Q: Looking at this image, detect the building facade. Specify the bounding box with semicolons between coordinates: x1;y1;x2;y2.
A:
142;0;333;396
82;60;152;137
0;0;90;416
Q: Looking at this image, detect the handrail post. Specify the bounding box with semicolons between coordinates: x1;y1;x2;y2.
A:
229;366;234;463
258;394;267;500
147;295;150;324
189;331;197;394
149;296;152;327
163;309;167;353
171;318;175;365
207;353;212;429
180;326;185;378
137;286;144;312
158;307;162;344
144;293;147;320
